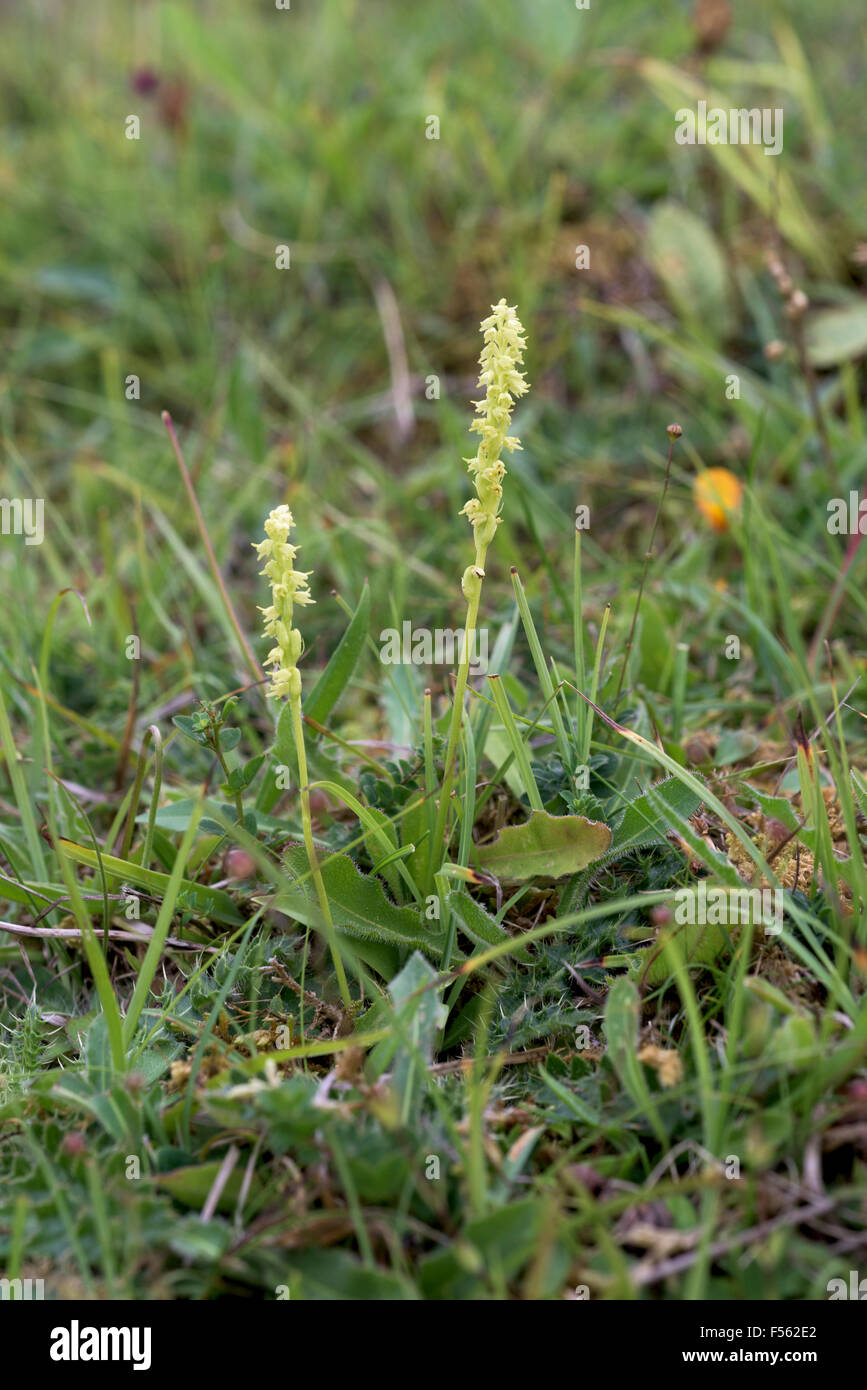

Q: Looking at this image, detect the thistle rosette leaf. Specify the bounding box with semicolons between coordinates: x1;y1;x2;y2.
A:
460;298;529;553
254;504;314;700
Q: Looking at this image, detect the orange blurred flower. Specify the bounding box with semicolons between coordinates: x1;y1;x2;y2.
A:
693;467;743;532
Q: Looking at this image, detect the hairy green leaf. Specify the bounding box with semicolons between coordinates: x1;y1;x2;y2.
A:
473;811;611;881
276;843;446;961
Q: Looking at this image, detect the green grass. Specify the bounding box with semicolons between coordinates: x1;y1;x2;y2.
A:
1;0;866;1301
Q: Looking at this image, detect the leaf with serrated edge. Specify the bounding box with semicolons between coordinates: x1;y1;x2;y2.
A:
607;777;703;858
445;889;532;961
275;843;445;958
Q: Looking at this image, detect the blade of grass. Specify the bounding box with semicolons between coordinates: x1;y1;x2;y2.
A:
487;675;543;811
122;798;204;1048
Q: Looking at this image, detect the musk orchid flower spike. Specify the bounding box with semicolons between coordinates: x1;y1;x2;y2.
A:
254;504;314;701
253;505;353;1011
460;298;528;595
427;298;530;895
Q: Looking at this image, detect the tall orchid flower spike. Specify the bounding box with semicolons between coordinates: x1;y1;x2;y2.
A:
254;504;315;701
429;300;530;893
460;298;529;595
254;506;352;1011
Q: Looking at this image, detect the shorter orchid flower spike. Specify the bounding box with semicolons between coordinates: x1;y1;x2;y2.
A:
459;298;529;553
254;504;314;701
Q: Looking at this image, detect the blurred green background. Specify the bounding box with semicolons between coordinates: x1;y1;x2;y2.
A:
1;0;865;718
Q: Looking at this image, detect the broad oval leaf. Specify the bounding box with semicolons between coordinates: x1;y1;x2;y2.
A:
473;811;611;881
805;302;867;368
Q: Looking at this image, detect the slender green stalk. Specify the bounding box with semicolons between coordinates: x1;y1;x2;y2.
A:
423;688;436;868
662;930;719;1151
214;730;245;826
581;601;611;764
119;725;163;866
573;527;587;754
429;571;484;887
671;641;689;743
7;1196;28;1283
291;691;352;1009
0;681;46;879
